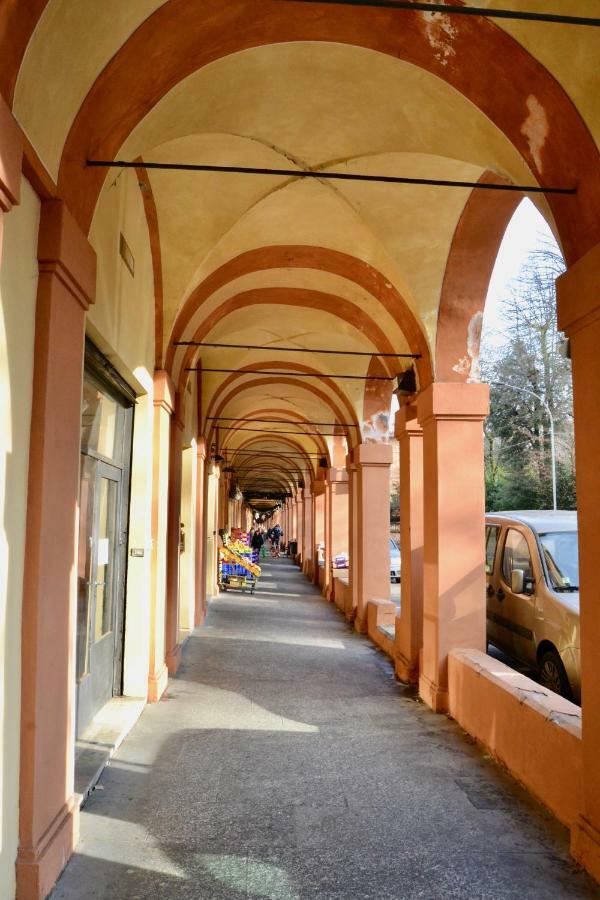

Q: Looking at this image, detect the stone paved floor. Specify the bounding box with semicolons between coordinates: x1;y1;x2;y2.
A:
52;557;599;899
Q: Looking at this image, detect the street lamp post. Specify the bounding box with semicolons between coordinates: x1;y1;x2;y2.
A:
492;381;558;511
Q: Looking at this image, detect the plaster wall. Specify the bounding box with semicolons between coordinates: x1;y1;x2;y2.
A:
179;444;197;638
448;649;583;829
122;390;153;699
0;178;40;899
88;166;157;700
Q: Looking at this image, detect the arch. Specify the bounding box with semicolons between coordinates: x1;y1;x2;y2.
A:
56;0;600;262
207;376;359;450
361;356;394;440
436;172;523;382
203;363;361;445
167;245;429;385
218;408;332;457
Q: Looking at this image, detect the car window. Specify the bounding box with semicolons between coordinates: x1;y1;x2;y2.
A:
502;529;533;587
485;525;500;575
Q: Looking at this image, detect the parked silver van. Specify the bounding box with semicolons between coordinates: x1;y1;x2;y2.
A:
485;511;580;702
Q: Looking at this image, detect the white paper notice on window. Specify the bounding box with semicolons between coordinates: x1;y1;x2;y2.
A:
97;538;110;567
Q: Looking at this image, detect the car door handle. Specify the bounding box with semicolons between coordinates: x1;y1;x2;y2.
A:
497;587;505;601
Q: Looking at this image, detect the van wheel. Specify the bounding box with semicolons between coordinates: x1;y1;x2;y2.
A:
539;649;572;700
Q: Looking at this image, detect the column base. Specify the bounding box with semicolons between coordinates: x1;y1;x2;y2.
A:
354;614;368;635
344;599;356;622
148;663;168;702
16;798;78;900
395;651;419;684
166;643;182;675
419;672;449;713
571;815;600;883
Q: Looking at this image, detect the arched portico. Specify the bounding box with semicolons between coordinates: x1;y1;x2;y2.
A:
1;3;600;897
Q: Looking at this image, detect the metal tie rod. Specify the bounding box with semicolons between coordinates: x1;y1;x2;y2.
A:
189;367;393;380
209;416;356;426
218;426;339;437
87;160;575;195
176;341;420;358
276;0;600;27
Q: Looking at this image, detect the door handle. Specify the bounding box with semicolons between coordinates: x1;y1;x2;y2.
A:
486;584;495;598
497;587;505;601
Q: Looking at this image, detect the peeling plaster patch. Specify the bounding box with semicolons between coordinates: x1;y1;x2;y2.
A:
452;311;483;382
420;10;457;66
361;412;390;443
520;95;549;174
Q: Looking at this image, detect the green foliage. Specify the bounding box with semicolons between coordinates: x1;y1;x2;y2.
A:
482;241;576;512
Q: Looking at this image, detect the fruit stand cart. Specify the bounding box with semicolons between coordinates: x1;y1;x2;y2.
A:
218;539;261;593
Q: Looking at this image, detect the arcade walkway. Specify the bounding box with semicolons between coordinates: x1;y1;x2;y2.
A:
52;559;596;899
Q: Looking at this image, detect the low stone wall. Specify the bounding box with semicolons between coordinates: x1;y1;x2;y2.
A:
366;600;397;659
448;648;582;828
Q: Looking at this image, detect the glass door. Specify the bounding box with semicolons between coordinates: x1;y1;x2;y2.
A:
76;356;133;738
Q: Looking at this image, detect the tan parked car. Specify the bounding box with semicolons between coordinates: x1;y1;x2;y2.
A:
485;511;580;702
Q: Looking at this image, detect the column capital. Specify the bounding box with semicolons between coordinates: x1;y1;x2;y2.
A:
302;486;312;501
327;467;349;483
196;436;207;460
38;200;96;309
351;442;393;467
153;369;176;415
417;382;489;428
0;95;23;213
395;403;422;440
557;242;600;337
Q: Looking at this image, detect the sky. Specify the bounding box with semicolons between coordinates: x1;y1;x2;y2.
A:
482;197;560;348
389;197;561;420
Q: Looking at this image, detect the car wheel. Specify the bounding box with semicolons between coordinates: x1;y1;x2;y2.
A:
539;649;572;700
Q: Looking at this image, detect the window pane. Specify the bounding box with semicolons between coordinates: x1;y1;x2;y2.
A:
502;529;533;585
76;455;95;681
81;376;124;461
485;526;499;575
94;477;118;641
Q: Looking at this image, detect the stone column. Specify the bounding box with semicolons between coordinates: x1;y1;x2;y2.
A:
417;382;489;713
165;401;183;675
18;200;96;900
325;468;349;600
194;438;207;626
557;244;600;882
350;443;393;632
301;486;313;577
394;405;424;683
148;370;173;702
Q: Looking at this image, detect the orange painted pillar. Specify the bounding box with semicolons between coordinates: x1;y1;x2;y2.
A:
346;458;359;621
417;382;489;712
18;200;96;900
194;438;207;626
148;371;173;703
165;403;183;675
0;96;21;252
394;404;424;683
301;486;313;576
323;468;349;599
326;468;349;600
350;443;393;632
322;474;332;596
296;488;304;565
292;495;299;551
557;244;600;882
312;481;326;586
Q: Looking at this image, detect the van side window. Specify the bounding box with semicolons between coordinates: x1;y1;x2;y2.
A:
485;525;500;575
502;529;533;586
